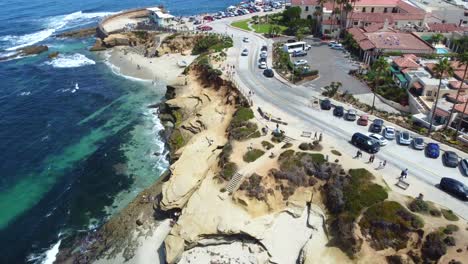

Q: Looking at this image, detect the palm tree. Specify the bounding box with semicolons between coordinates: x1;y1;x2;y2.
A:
427;58;454;135
347;0;358;28
371;57;389;114
446;52;468;131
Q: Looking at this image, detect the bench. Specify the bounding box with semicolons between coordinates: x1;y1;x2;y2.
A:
395;179;410;190
301;131;312;138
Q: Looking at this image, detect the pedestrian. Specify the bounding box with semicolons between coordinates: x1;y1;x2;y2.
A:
382;160;386;168
319;132;323;142
403;168;408;178
368;155;373;163
314;132;318;140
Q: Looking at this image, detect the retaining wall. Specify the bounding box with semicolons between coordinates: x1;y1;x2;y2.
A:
97;8;149;39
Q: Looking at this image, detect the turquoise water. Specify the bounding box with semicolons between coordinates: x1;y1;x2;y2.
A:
436;47;449;54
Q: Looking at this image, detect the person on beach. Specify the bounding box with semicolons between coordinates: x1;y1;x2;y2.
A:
314;132;318;140
319;132;323;142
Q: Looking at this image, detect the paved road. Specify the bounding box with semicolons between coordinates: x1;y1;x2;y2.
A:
209;18;468;219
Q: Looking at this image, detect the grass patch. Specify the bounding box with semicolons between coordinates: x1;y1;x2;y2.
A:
231;19;251;31
441;224;459;235
331;150;342;156
232;107;254;124
251;23;287;34
360;201;424;250
261;141;274;150
278;150;325;171
344;169;389;217
243;149;265;163
441;209;459;221
169;129;185;151
219;162;237;181
173;110;183;127
229;107;260;141
192;35;233;55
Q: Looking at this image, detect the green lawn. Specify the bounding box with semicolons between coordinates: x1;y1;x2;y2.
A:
231;19;251;31
251;23;287;34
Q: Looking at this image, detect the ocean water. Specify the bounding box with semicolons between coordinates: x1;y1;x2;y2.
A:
0;0;238;263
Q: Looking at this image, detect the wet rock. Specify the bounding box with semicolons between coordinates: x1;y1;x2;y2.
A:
90;38;106;51
56;27;96;38
48;51;59;59
19;45;48;55
136;219;143;226
103;34;131;47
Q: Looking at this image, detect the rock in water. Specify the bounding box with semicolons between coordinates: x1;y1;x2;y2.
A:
89;39;106;51
19;45;49;55
56;27;96;38
48;51;59;59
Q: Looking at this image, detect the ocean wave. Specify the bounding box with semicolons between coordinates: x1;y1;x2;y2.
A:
0;11;114;51
45;53;95;68
26;239;61;264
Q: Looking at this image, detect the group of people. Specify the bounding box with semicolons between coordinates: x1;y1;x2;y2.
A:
355;150;387;169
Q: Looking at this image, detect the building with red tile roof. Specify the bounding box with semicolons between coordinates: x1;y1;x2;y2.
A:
426;23;464;33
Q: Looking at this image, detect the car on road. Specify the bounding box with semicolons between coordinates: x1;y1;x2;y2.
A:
439;177;468;201
383;126;396;139
412;137;424;150
351;133;380;153
369;133;388;146
460;159;468;176
357;114;369;126
333;106;344;117
263;7;273;12
398;131;411;145
370;119;384;133
258;61;267;69
261;45;268;52
345;109;357;121
292;50;307;57
243;37;250;43
263;68;274;78
442;151;459;168
328;41;338;46
241;49;248;56
294;59;308;66
197;25;213;31
425;143;440;158
330;43;343;50
260;51;268;59
320;99;332;110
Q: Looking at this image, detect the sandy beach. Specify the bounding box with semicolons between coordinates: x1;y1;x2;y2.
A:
106;46;197;85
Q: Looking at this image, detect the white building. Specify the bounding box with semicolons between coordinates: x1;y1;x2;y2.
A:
147;7;174;27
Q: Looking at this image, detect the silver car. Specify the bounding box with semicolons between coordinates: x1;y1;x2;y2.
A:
345;109;357;121
369;133;388;146
412;137;424;150
398;131;411;145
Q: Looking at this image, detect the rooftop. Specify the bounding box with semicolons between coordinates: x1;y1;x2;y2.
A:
393;54;419;68
366;31;434;51
427;23;463;33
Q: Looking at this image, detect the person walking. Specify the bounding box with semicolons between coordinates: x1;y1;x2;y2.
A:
314;132;318;140
319;132;323;142
382;160;386;168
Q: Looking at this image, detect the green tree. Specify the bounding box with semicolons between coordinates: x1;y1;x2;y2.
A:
428;58;454;135
430;33;444;44
323;82;342;97
295;27;309;41
283;6;301;24
371;57;390;114
453;53;468;136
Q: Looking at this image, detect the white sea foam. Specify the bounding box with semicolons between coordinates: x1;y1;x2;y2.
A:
20;91;31;96
45;53;95;68
1;11;114;51
41;240;61;264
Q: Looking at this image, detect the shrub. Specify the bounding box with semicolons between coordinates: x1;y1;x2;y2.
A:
281;142;293;148
360;201;424;250
169;129;185;150
442;224;459;235
243;149;265;162
331;150;342;156
219;162;237;181
443;236;456;247
192;35;233;55
239;173;266;200
422;232;447;262
430;208;442;217
441;209;459;221
261;141;274;150
408;198;429;213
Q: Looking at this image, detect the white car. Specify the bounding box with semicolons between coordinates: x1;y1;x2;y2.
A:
383;126;396;139
331;43;343;50
258;61;267;69
294;59;308;66
398;131;412;145
243;37;250;43
369;133;388;146
305;44;312;51
260;51;268;59
241;49;248;56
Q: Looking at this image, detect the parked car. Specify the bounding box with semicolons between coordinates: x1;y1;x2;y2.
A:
263;68;274;77
357;114;369;126
460;158;468;176
351;133;380;153
439;177;468;201
320;99;332;110
305;44;312;51
383;126;395;139
442;151;459;168
331;43;343;50
287;39;297;43
412;137;424;150
328;41;338;46
261;45;268;52
263;7;273;12
370;119;384;133
292;50;307;57
333;106;344;117
259;57;266;63
197;25;213;31
243;37;250;43
425;143;440;158
260;51;268;59
294;59;308;66
258;61;267;69
369;133;388;146
241;48;248;56
345;109;357;121
398;131;411;145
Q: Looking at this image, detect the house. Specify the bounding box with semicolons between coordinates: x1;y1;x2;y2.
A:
147;7;174;27
347;26;435;64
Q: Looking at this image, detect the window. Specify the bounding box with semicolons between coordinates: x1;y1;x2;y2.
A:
392;7;397;13
362;7;366;12
371;7;374;13
426;91;432;97
354;21;359;25
305;6;309;11
384;8;388;13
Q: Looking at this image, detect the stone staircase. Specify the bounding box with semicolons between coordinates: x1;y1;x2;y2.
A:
226;172;244;194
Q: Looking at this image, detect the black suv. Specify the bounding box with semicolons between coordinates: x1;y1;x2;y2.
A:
263;69;274;77
320;99;332;110
261;45;268;52
333;106;344;117
370;119;384;133
440;177;468;201
351;133;380;153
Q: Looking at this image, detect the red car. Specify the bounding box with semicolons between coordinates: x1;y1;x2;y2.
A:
357;114;369;126
197;25;213;31
203;16;214;21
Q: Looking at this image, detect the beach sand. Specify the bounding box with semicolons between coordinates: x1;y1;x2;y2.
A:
106;46;197;85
